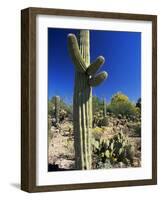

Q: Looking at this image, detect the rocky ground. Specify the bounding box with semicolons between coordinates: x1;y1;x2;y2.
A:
48;121;75;170
48;116;141;171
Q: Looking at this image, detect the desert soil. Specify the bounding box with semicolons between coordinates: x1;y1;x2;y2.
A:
48;118;141;170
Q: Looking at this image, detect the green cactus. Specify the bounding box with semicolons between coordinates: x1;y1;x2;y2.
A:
92;130;135;167
55;96;60;123
68;30;108;170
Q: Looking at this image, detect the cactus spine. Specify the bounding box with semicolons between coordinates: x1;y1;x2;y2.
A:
55;96;60;123
68;30;108;170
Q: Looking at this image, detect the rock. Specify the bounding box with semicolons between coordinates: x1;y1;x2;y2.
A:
55;159;75;169
118;114;122;119
133;157;141;167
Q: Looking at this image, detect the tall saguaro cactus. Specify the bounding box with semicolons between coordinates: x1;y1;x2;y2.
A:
68;30;108;170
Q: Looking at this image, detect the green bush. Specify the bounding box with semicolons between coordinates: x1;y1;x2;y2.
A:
92;127;104;140
127;121;141;136
111;92;129;103
100;116;109;126
92;96;104;115
107;92;139;118
133;122;141;136
93;110;109;127
48;101;55;117
48;115;52;141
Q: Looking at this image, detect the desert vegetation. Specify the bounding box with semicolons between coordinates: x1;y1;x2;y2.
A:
48;29;141;171
48;93;141;171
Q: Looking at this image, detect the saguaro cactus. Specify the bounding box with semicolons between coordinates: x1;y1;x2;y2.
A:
55;96;60;123
68;30;108;170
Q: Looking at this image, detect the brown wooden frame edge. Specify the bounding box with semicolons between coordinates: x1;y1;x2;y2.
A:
21;7;157;193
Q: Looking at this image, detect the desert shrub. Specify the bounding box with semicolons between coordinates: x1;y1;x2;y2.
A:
64;138;75;159
93;111;102;126
93;111;109;127
133;122;141;136
127;121;141;136
92;127;104;140
48;96;72;119
135;107;141;119
93;158;113;169
92;131;135;168
92;96;104;116
48;115;52;141
48;101;55;117
59;109;67;121
111;92;129;103
100;116;109;126
107;92;139;119
107;102;138;118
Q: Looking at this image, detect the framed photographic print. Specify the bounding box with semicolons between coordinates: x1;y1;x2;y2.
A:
21;7;157;192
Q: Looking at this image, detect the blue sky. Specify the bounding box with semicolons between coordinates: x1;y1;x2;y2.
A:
48;28;141;104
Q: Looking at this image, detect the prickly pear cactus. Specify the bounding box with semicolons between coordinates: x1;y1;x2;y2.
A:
68;30;108;170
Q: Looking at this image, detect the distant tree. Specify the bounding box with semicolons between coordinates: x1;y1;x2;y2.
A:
136;97;141;109
107;92;139;118
111;92;129;104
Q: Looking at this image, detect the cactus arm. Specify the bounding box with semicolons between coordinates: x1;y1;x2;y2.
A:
89;71;108;87
67;34;87;73
86;56;105;76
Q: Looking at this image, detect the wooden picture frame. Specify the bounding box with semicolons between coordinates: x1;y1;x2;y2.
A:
21;7;157;192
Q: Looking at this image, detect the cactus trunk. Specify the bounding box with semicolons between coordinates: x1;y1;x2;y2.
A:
68;30;108;170
73;30;92;170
